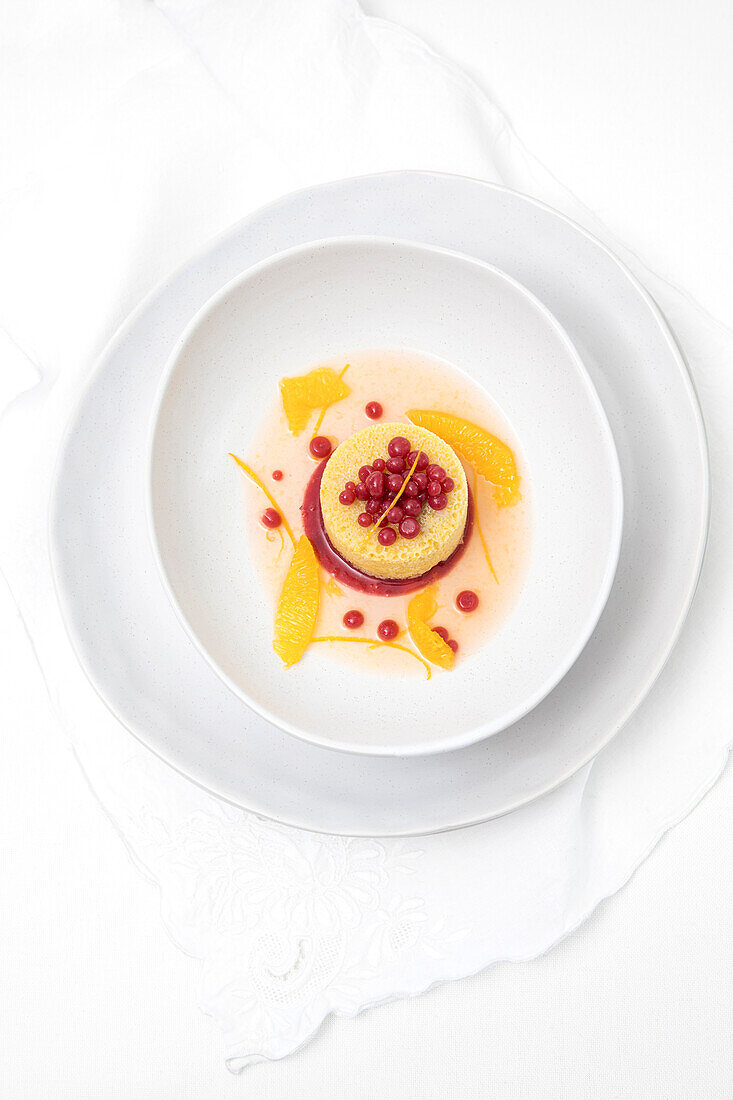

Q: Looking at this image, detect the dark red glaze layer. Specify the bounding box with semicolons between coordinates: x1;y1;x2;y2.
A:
302;461;474;597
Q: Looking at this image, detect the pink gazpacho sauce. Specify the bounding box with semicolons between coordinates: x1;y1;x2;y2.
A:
240;348;531;676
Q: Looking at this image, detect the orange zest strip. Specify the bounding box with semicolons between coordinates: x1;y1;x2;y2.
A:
357;433;427;550
228;453;297;549
266;526;286;561
311;363;350;438
472;469;499;584
311;635;431;680
324;576;344;598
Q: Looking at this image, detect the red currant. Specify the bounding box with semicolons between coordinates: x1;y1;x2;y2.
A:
456;590;479;612
388;436;411;457
377;619;399;641
261;508;281;529
309;436;332;459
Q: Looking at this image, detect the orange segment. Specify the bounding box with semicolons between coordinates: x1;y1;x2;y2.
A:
273;536;320;667
407;586;455;671
406;410;520;506
280;367;351;435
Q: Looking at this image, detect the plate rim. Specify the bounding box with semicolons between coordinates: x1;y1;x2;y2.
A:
145;232;624;756
48;171;710;836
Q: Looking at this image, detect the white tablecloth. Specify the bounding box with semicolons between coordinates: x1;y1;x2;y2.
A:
1;0;732;1095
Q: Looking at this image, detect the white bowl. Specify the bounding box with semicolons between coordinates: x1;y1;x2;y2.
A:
148;237;622;755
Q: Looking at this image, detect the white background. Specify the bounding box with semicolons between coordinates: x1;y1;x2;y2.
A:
2;1;732;1096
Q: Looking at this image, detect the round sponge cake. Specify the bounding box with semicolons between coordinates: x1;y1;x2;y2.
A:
320;422;468;580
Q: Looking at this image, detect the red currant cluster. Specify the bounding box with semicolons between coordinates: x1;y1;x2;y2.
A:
338;435;456;544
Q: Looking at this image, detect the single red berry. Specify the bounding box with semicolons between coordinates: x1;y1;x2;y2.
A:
413;470;428;491
427;480;442;498
261;508;281;529
357;512;373;527
358;465;373;483
355;483;370;501
427;463;446;483
442;476;455;493
388;436;411;458
345;481;357;492
386;505;404;524
378;526;397;546
272;469;283;481
432;626;449;642
407;450;429;471
429;492;447;511
365;497;382;515
310;435;332;459
339;489;356;505
371;457;386;471
386;456;405;474
403;498;422;517
399;517;420;539
456;590;479;613
447;639;459;654
366;471;385;498
403;479;420;498
343;609;364;629
378;619;399;641
386;473;404;494
365;401;383;420
418;492;428;504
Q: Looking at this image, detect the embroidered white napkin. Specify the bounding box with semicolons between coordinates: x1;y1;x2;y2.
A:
1;0;731;1071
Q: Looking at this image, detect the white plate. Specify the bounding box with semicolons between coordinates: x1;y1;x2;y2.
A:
50;172;708;835
149;237;622;755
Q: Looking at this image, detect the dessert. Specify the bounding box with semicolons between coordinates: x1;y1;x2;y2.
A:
232;347;529;678
319;422;469;581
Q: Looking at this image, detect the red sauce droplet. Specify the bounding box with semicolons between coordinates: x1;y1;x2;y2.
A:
447;639;459;654
272;469;283;481
310;435;332;459
432;626;450;642
261;508;281;529
343;609;364;629
456;590;479;613
365;401;383;420
378;619;399;641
